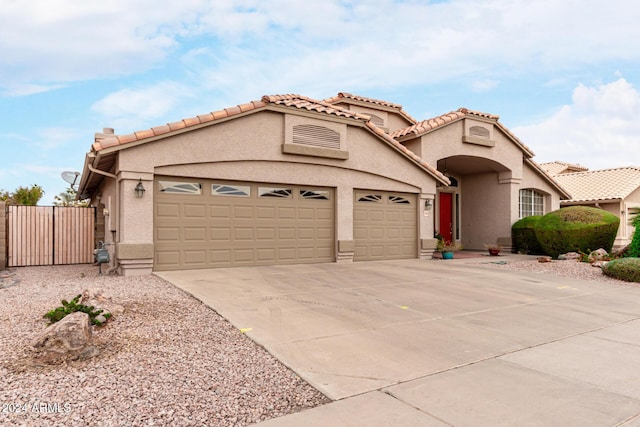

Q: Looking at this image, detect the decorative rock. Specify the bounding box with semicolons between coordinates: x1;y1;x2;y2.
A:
588;248;609;264
81;289;124;316
537;256;552;263
560;252;581;261
32;312;93;358
592;260;609;269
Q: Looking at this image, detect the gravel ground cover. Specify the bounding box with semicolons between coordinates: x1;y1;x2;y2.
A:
0;265;329;427
463;255;634;286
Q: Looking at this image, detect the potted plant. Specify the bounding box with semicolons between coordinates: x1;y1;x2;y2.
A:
484;243;502;256
437;239;460;259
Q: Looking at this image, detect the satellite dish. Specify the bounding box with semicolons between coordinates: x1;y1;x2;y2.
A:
61;171;81;190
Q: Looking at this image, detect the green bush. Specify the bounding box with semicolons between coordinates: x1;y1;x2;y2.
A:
603;258;640;282
512;215;545;254
44;294;111;326
628;210;640;258
535;206;619;258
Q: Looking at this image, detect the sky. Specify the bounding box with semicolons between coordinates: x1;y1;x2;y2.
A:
1;0;639;205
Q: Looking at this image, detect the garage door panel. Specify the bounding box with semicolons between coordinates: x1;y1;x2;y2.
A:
156;227;180;242
354;191;417;261
184;204;206;218
155;178;334;270
156;204;180;217
234;206;254;219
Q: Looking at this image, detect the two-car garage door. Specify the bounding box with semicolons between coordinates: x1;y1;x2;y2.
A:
154;177;418;270
154;177;334;270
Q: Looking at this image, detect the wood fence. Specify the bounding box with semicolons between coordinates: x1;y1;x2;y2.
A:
7;206;95;267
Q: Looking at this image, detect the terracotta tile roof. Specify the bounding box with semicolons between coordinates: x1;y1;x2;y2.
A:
88;93;448;185
525;158;572;199
391;108;535;157
324;92;418;124
553;167;640;202
540;161;590;175
261;94;370;121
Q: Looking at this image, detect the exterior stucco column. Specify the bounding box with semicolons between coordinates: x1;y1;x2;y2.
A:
336;186;354;262
419;193;438;259
117;174;154;275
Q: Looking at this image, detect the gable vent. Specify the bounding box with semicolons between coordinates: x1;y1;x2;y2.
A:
293;124;340;149
368;114;384;127
470;126;490;138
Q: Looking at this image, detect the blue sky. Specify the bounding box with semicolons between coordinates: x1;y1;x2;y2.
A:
1;0;639;205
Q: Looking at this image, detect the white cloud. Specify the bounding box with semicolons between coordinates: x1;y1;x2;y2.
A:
4;0;640;97
514;79;640;169
91;82;195;131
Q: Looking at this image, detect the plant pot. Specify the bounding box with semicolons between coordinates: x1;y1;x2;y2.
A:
442;251;454;259
488;249;500;256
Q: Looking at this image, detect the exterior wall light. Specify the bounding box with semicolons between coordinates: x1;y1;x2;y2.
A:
135;179;146;198
425;199;433;210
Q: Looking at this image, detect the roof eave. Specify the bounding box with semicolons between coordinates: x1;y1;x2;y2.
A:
525;158;571;199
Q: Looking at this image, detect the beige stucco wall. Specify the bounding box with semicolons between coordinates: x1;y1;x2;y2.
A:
107;110;439;273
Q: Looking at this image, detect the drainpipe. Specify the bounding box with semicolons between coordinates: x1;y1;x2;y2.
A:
85;152;120;274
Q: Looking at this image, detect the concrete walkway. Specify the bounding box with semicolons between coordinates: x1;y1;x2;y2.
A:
157;256;640;426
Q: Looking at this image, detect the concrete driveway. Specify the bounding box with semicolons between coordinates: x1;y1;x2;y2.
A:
157;257;640;426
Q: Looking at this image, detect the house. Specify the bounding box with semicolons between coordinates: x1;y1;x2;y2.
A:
78;93;567;275
542;162;640;248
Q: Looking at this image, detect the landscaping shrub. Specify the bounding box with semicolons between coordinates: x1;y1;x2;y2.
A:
44;294;111;326
512;215;544;254
628;210;640;258
603;258;640;282
534;206;619;258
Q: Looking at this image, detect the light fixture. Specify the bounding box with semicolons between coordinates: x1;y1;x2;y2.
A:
135;179;146;198
425;199;433;210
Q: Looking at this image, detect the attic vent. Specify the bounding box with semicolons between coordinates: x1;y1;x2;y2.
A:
293;124;340;149
368;114;384;127
470;126;490;138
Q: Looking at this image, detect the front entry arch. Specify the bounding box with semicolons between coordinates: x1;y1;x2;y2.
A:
439;192;453;243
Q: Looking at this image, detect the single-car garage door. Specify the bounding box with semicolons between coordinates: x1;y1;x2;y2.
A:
154;177;334;270
353;190;417;261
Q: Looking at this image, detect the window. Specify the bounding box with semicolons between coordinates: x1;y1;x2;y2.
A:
158;181;202;195
300;189;330;200
259;187;292;198
519;189;544;218
389;195;411;204
357;194;382;203
211;184;250;197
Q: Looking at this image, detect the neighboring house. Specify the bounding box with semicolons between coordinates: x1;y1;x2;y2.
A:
542;162;640;249
78;93;567;275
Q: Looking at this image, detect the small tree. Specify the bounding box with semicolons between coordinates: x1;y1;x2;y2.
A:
54;188;89;207
0;184;44;205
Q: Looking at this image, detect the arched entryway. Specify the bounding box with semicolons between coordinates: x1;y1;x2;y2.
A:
436;155;512;250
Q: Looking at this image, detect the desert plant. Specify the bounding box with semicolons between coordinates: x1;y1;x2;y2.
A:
603;258;640;282
44;294;111;326
512;215;544;255
534;206;619;258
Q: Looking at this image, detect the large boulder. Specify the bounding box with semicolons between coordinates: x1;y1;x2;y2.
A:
32;311;98;362
534;206;619;259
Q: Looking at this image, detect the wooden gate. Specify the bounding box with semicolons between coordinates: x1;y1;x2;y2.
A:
7;206;95;267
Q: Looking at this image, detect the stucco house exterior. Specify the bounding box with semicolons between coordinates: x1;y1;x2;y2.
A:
542;162;640;248
78;93;567;275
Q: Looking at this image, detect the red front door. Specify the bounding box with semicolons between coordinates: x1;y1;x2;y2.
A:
439;193;453;243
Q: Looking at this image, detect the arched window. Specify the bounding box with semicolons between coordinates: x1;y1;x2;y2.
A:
519;189;544;218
